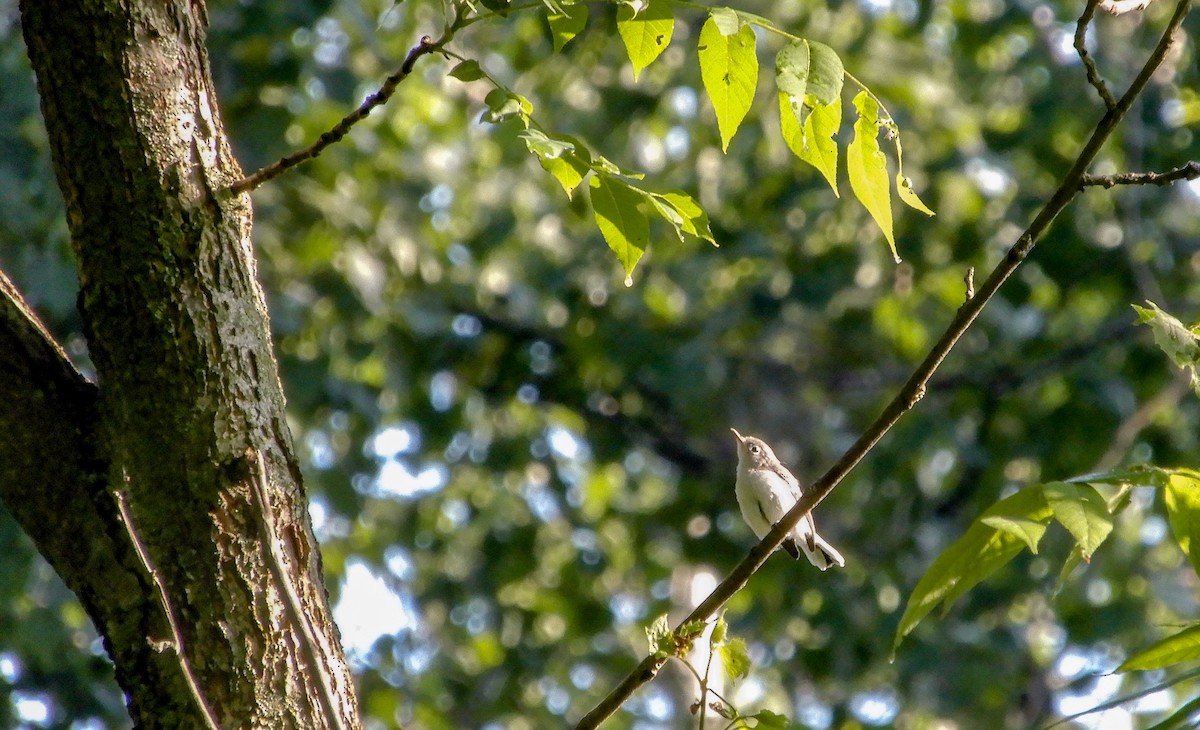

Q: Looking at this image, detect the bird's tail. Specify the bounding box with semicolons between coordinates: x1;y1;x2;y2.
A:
800;533;845;571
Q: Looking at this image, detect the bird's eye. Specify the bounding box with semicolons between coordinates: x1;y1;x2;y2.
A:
750;445;759;454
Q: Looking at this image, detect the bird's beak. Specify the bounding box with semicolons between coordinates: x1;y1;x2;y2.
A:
730;427;744;443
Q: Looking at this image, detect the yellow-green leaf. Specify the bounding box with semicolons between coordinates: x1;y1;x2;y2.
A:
647;191;715;244
718;637;750;680
897;173;935;215
590;175;649;276
781;94;840;195
697;16;758;152
617;0;673;81
848;91;896;260
893;487;1052;655
1165;469;1200;577
1042;481;1113;561
1117;622;1200;672
548;3;588;52
540;155;588;197
980;515;1047;554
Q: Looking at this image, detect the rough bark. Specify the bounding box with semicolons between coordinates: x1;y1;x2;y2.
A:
8;0;362;726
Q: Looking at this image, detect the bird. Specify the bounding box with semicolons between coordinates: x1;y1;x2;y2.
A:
731;428;845;570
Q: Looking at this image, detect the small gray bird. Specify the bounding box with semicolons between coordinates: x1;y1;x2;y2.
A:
731;428;845;570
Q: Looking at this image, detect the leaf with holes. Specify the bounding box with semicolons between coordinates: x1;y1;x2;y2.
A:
617;0;673;80
848;91;895;259
697;15;757;152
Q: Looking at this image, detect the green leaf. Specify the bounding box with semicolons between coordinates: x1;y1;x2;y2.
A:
711;613;728;645
1165;469;1200;577
805;41;843;106
781;94;841;195
1133;301;1200;395
547;3;588;52
1117;622;1200;672
589;175;649;276
980;515;1047;554
718;637;750;680
1042;481;1113;561
482;89;532;126
775;41;809;105
518;129;574;159
847;91;896;260
697;17;758;152
1066;464;1173;489
751;710;800;729
896;173;934;215
646;613;672;658
448;59;485;82
1141;695;1200;730
617;0;674;81
647;191;715;244
708;6;742;36
893;487;1052;655
540;154;589;197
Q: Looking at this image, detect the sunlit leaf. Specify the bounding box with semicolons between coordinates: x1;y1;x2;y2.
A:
697;16;757;152
590;175;649;275
848;91;896;260
547;3;588;52
718;637;750;680
1165;469;1200;577
896;173;934;215
980;515;1047;554
893;487;1052;655
540;154;589;197
708;6;741;35
1042;481;1113;561
519;129;574;159
781;94;841;195
646;614;672;658
1133;301;1200;395
617;0;674;81
711;613;728;645
647;191;715;244
1117;622;1200;672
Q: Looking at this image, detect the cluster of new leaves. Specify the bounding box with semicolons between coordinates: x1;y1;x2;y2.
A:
647;612;805;729
460;0;933;276
1134;301;1200;397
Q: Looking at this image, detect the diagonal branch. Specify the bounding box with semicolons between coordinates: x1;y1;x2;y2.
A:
572;1;1193;727
1081;160;1200;187
227;31;452;196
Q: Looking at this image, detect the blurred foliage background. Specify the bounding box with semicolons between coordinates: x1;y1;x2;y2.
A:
2;0;1200;727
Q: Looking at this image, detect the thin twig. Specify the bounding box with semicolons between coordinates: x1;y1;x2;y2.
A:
572;1;1193;727
1081;160;1200;188
114;489;222;730
1076;0;1118;110
245;449;348;729
227;33;450;196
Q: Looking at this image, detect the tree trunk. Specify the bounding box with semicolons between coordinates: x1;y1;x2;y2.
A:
4;0;361;726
